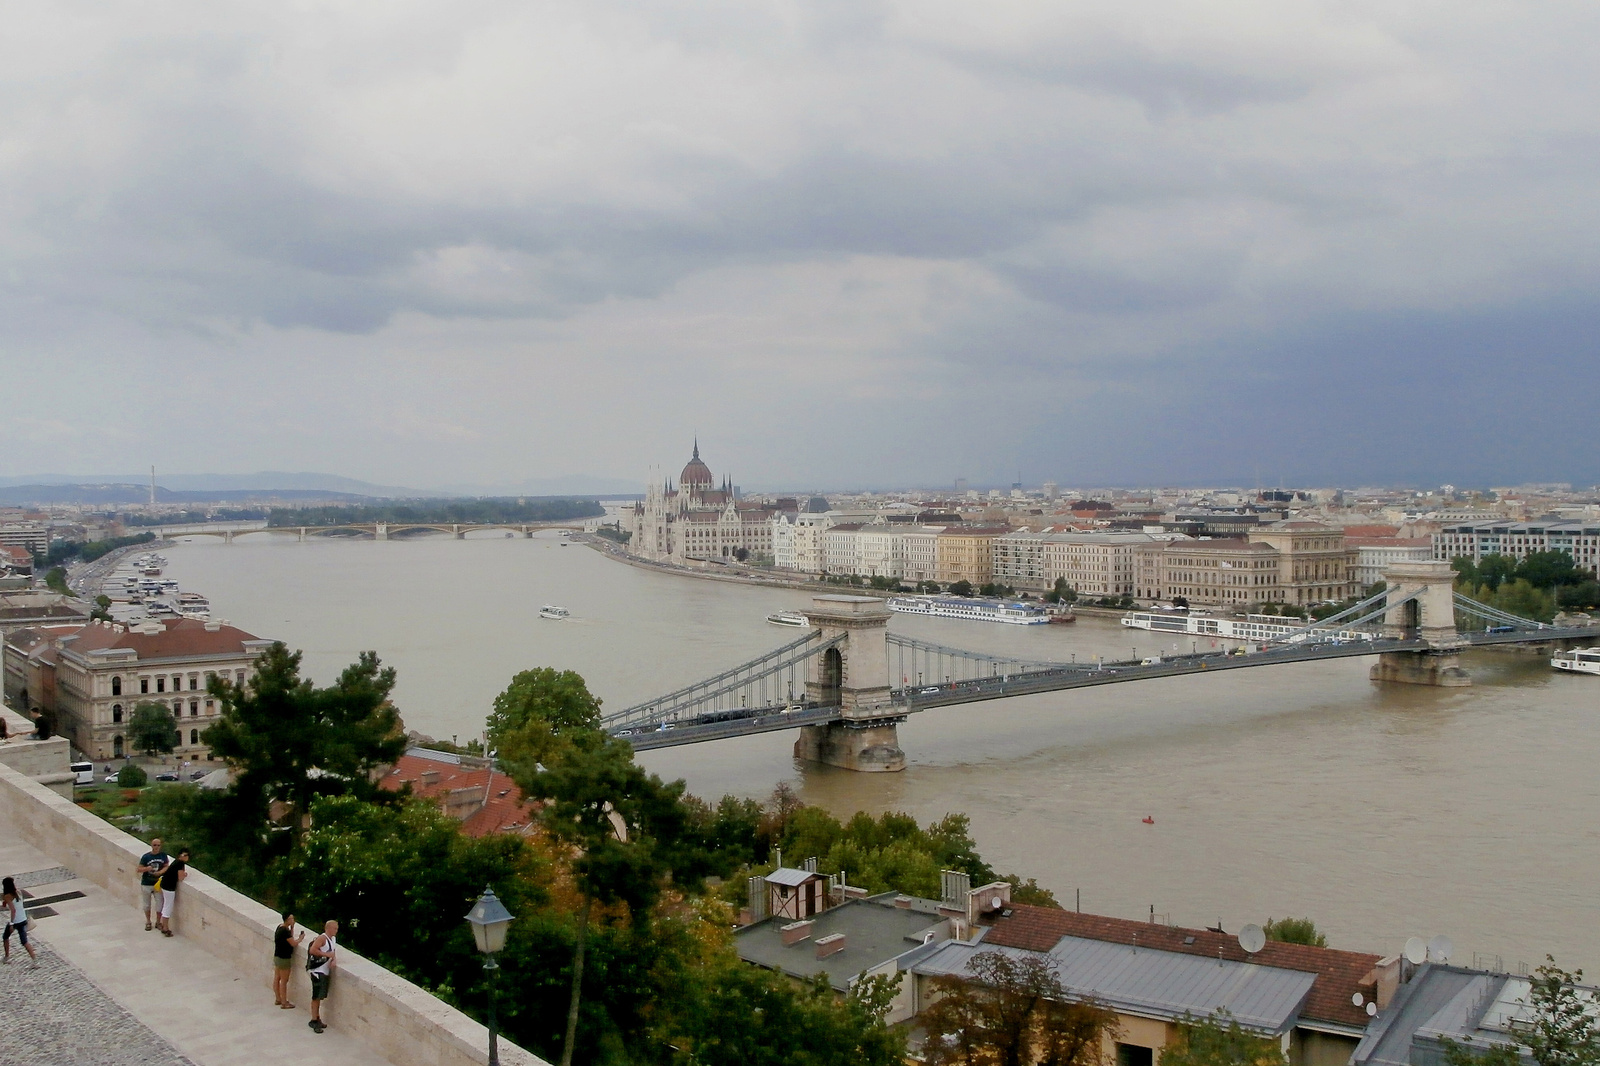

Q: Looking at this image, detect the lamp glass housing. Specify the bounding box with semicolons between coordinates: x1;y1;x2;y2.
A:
465;888;514;955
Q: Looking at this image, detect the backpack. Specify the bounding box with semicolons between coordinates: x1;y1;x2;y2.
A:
306;934;329;971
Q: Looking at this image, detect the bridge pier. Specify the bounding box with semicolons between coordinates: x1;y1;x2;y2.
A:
375;523;389;541
1369;650;1471;687
298;527;307;542
795;721;905;772
794;595;906;772
1370;560;1471;687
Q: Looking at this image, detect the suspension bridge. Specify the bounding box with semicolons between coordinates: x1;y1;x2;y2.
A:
606;561;1596;772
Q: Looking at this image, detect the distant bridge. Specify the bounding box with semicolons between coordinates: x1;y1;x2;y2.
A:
610;562;1597;771
155;521;586;542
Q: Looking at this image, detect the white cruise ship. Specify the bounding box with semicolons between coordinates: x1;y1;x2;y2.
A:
1120;610;1370;644
887;596;1049;625
1550;647;1600;675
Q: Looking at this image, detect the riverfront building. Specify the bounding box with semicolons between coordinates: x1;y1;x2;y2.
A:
1348;536;1433;589
993;530;1177;597
1134;522;1358;607
1433;519;1600;573
3;617;274;761
628;442;792;565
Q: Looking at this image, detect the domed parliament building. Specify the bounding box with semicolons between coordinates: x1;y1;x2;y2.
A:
628;442;790;564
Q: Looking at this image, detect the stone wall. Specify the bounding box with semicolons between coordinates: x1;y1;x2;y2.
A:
0;760;548;1066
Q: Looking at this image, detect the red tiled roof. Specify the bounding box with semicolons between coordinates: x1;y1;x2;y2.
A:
983;906;1381;1030
380;753;537;837
62;618;268;659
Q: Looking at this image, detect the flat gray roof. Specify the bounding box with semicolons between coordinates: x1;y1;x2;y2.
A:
911;935;1316;1034
736;897;951;991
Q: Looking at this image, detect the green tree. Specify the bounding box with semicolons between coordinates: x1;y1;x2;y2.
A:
117;763;148;787
1517;551;1587;590
129;701;178;757
202;644;406;844
45;567;71;594
1002;876;1062;908
1475;554;1519;592
949;580;975;597
91;594;113;622
920;950;1118;1066
507;730;706;1066
1557;581;1600;611
1160;1011;1288;1066
487;668;604;752
1263;916;1327;947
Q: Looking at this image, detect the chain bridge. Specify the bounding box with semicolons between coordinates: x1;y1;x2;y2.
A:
151;520;585;542
607;562;1596;772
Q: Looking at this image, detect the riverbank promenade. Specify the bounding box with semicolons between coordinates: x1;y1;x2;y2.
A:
0;831;396;1066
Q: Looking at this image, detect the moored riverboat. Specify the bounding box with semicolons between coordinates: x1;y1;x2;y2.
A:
539;605;571;620
887;595;1049;625
1551;647;1600;675
766;612;810;628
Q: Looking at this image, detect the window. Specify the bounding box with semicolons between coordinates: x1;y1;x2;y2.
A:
156;677;165;693
1117;1045;1154;1066
236;670;245;685
113;735;124;757
190;701;199;717
140;677;149;694
112;704;123;723
111;676;122;696
189;675;198;691
190;729;200;745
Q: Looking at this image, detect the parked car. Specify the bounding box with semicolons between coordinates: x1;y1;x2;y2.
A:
154;772;180;782
189;770;208;780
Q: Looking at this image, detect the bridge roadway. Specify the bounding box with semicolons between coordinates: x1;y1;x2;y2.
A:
619;625;1596;752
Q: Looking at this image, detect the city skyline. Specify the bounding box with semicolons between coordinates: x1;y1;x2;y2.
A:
4;4;1598;490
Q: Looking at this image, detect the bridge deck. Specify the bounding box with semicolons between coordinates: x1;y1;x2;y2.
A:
619;626;1595;751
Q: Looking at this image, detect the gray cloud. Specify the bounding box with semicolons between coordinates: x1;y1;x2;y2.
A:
1;1;1597;487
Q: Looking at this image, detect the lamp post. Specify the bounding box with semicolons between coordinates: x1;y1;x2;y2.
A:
466;887;515;1066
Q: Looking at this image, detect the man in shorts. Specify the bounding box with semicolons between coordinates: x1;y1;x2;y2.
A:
306;919;338;1033
137;837;170;932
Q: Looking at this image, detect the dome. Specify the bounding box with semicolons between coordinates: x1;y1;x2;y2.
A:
679;440;714;490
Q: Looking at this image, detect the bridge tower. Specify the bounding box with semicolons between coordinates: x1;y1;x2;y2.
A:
793;595;906;772
1369;560;1470;687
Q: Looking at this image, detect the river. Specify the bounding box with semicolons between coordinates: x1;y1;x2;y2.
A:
158;532;1599;973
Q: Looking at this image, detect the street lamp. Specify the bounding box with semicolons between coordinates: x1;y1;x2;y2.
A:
466;887;515;1066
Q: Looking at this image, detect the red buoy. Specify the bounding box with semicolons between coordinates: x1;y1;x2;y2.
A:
1142;816;1155;824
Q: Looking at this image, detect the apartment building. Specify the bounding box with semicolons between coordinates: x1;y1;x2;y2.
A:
899;527;945;583
935;527;1008;587
1348;537;1433;589
857;525;904;579
1434;520;1600;574
4;617;275;761
993;530;1175;596
822;524;866;576
1250;522;1360;605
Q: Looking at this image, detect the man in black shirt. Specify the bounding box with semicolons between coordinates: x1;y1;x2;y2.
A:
137;837;170;932
273;912;305;1009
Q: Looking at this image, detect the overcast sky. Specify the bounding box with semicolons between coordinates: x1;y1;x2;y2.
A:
3;1;1597;492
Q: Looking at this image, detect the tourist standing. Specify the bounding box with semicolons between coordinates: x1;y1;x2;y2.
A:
306;919;339;1033
273;912;304;1009
2;876;39;967
137;837;170;932
157;848;188;937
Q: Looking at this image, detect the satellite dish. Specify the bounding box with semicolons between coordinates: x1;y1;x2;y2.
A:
1366;1002;1378;1017
1428;935;1454;964
1404;937;1427;965
1352;993;1365;1007
990;896;1003;911
1238;924;1266;954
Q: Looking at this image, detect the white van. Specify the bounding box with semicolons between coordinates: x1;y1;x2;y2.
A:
71;761;95;786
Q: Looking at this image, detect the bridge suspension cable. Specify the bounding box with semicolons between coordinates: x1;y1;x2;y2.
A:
1452;592;1551;631
603;630;846;732
886;633;1068;689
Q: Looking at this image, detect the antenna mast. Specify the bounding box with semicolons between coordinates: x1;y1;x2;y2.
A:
149;465;156;508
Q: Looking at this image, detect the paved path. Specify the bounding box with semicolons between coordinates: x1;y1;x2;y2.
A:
0;832;396;1066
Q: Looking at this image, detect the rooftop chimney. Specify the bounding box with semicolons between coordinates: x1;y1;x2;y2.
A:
419;769;441;788
815;933;846;959
780;920;814;946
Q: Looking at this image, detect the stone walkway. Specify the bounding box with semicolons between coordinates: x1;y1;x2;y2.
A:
0;832;397;1066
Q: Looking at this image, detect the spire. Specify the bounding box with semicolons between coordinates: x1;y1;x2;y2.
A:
693;437;700;460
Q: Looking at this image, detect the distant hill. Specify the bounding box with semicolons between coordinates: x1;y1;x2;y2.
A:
0;484;382;506
0;470;643;499
0;471;438;497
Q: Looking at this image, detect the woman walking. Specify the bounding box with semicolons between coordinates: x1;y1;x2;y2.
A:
157;849;188;937
2;876;39;967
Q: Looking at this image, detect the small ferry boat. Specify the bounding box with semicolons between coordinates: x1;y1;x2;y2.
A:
767;612;810;628
887;596;1049;625
1550;647;1600;675
1048;608;1076;625
539;605;571;620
